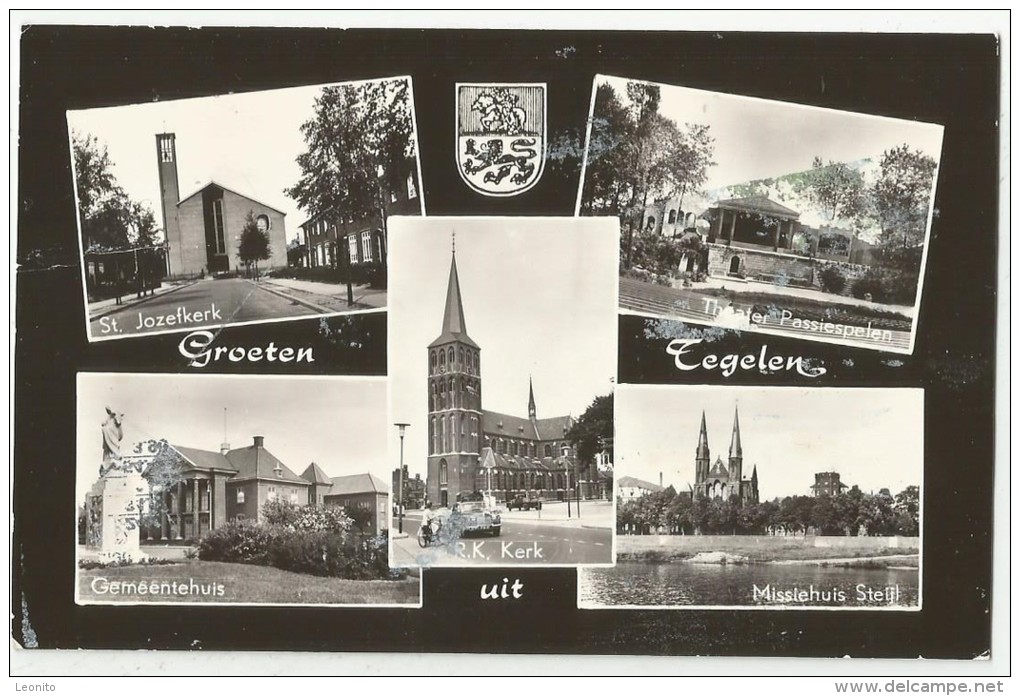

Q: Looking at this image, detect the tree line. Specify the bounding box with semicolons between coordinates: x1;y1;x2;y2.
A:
618;484;920;537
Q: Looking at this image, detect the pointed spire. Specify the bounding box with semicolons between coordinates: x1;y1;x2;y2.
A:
429;242;479;348
730;405;742;458
697;410;709;456
528;376;537;419
751;464;758;481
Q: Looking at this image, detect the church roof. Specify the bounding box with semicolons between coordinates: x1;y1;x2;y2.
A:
326;473;388;495
482;410;574;442
714;195;800;219
176;180;288;217
707;456;731;480
429;252;479;349
300;462;332;485
225;443;310;485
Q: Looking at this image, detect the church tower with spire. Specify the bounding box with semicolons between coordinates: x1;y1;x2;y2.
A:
425;237;483;508
695;411;710;485
692;404;759;504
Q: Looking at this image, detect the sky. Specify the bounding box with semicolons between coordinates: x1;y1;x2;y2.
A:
76;373;388;501
616;385;923;500
387;217;619;479
66;76;418;245
593;75;944;194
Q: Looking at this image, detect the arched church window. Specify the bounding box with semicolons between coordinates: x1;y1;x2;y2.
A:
646;215;656;231
439;350;446;371
439;460;448;485
439;419;446;453
447;347;454;366
449;414;456;452
458;346;463;367
430;350;437;374
668;209;677;224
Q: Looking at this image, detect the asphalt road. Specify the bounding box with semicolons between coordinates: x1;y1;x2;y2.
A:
91;278;321;338
391;511;613;567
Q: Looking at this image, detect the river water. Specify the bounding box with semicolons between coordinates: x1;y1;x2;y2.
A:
579;562;919;608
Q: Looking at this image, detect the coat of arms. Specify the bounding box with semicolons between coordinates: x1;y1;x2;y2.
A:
456;83;546;196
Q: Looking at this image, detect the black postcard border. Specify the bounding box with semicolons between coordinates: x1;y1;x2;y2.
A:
13;26;999;660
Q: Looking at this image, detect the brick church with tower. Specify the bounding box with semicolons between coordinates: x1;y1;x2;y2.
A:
156;133;288;277
693;406;759;504
424;242;583;508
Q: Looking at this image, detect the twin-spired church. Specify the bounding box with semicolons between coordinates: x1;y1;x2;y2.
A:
693;407;760;504
424;248;582;508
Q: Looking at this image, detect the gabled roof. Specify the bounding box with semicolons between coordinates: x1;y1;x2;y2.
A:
176;180;288;217
617;476;662;492
482;410;574;443
326;473;388;496
535;415;574;441
300;462;332;485
170;444;237;473
224;444;309;485
429;252;479;349
714;195;800;219
483;410;540;440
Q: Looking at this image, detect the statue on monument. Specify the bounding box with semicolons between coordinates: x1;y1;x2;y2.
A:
100;406;125;476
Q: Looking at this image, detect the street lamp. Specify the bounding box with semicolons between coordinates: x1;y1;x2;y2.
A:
394;422;410;534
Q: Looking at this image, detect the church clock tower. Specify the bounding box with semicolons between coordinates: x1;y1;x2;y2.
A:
426;241;483;507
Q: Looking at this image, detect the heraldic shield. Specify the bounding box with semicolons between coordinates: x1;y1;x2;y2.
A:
456;83;546;196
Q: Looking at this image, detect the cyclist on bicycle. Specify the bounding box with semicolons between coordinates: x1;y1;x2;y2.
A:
420;502;437;543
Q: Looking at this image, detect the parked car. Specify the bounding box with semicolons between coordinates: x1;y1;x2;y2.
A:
505;494;542;511
443;498;502;537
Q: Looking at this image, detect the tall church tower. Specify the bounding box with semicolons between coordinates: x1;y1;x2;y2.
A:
426;240;483;507
695;411;710;488
728;405;743;485
155;133;182;275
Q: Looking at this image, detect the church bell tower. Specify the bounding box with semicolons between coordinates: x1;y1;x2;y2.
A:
426;237;483;507
156;133;182;275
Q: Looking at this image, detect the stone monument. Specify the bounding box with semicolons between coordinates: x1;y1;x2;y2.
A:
85;407;149;563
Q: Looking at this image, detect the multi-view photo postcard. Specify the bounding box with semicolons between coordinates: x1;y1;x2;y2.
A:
578;385;923;611
576;75;944;355
68;75;424;343
386;216;619;568
75;372;421;607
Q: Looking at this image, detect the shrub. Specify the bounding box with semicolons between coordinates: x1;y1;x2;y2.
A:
197;521;276;565
197;518;396;580
850;269;888;303
818;265;847;294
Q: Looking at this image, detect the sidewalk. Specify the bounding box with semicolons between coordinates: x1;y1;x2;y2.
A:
261;276;387;311
501;500;614;529
87;279;198;319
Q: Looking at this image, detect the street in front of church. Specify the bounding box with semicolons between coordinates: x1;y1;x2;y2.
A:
391;500;614;567
89;275;386;339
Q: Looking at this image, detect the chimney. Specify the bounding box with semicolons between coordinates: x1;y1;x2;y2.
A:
220;442;230;455
660;472;663;488
253;435;264;448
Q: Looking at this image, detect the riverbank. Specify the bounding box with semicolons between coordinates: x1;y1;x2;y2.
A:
616;534;919;565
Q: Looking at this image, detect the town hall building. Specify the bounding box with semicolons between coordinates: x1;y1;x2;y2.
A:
692;407;760;504
424;247;595;508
